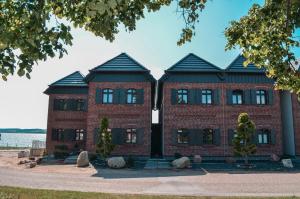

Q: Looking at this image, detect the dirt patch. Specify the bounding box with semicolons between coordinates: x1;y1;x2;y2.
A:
0;150;96;176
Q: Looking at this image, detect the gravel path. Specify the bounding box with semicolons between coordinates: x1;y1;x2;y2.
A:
1;150;300;197
0;166;300;196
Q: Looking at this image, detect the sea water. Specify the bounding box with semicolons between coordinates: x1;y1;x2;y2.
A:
0;133;46;147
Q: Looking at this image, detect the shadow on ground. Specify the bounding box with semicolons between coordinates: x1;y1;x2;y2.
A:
91;168;206;179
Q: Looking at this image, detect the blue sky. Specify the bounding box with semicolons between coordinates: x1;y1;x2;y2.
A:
0;0;298;128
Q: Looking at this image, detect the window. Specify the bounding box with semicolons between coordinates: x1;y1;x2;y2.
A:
232;90;243;105
177;129;189;144
256;90;267;105
258;129;271;144
59;99;68;110
177;89;188;104
202;89;212;104
127;89;137;104
76;99;85;111
203;129;214;145
56;129;65;141
102;89;113;104
75;129;85;141
126;129;137;144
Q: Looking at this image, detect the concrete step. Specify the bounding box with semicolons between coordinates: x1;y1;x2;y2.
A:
144;159;171;169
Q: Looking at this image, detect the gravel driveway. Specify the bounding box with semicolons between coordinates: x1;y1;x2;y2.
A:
0;150;300;197
1;166;300;196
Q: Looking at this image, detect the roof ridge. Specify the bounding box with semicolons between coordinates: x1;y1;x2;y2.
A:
90;53;149;72
166;53;221;72
49;71;86;87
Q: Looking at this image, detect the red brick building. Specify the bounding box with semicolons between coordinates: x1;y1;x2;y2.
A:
45;53;298;159
157;54;283;158
45;53;155;157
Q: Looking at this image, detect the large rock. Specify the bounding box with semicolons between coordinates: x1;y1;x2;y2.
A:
172;157;191;169
77;151;89;167
107;157;126;169
282;159;293;168
25;161;37;168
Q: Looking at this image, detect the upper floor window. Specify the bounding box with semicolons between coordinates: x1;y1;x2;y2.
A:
202;89;212;104
102;89;113;104
177;129;189;144
203;128;214;145
75;129;85;141
232;90;243;105
127;89;137;104
126;129;137;144
76;99;85;111
258;129;271;144
256;90;267;105
177;89;188;104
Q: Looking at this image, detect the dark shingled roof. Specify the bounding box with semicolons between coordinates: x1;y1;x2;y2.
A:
166;53;221;72
90;53;149;72
49;71;87;87
226;55;264;73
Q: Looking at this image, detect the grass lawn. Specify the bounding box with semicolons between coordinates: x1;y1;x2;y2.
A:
0;186;299;199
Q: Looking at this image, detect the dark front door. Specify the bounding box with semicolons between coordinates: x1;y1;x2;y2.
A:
151;124;162;158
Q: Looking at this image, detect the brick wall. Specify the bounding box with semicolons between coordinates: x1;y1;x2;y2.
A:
86;82;152;156
292;95;300;155
46;94;88;154
162;82;283;157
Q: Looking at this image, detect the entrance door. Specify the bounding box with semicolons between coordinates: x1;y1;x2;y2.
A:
151;124;162;158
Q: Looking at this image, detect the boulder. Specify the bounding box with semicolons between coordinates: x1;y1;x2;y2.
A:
172;157;191;169
26;161;37;168
282;159;294;168
107;157;126;169
77;151;89;167
271;154;280;162
193;155;202;163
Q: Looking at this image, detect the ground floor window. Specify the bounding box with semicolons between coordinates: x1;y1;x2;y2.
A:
177;129;189;144
126;129;137;144
258;129;271;144
203;129;214;145
75;129;85;141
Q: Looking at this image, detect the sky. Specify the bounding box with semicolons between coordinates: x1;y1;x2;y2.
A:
1;0;299;129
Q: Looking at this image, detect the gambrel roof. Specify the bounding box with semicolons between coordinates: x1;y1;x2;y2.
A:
49;71;87;87
226;55;264;73
90;53;149;72
166;53;221;72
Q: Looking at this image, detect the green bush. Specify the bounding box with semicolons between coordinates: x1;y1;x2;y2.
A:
88;153;98;161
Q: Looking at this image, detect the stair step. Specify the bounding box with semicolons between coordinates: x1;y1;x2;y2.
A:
144;159;171;169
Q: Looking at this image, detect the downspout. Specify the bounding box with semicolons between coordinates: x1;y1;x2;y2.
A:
280;90;295;156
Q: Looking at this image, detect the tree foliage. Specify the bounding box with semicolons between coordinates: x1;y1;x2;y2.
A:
233;113;257;165
2;0;300;96
0;0;207;80
225;0;300;96
96;117;114;158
